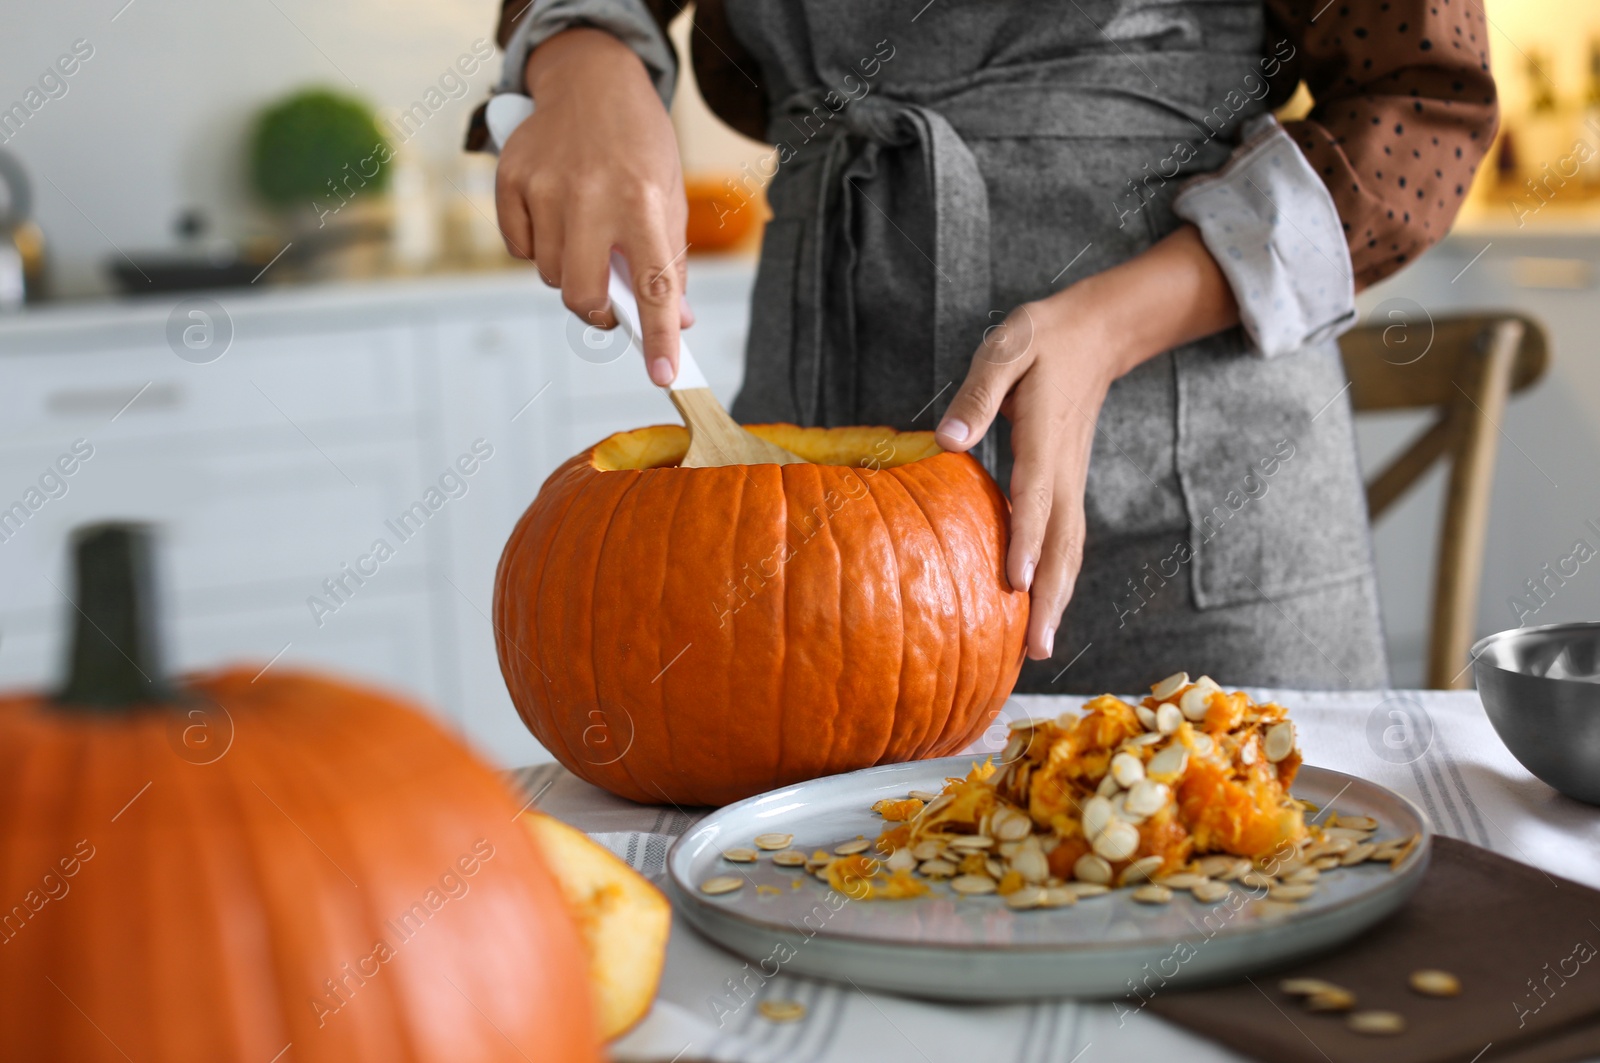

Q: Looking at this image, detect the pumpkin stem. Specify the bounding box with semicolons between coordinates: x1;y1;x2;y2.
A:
56;523;175;709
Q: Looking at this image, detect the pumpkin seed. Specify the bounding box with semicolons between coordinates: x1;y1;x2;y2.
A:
919;858;958;878
1409;969;1461;997
1096;773;1122;797
1156;702;1184;735
1306;988;1358;1012
1151;672;1189;701
1239;737;1259;766
985;857;1006;879
1196;855;1241;878
1110;793;1145;825
1146;743;1189;782
1340;843;1377;866
908;789;940;802
754;833;794;851
948;834;995;851
1237;869;1276;890
912;840;944;862
1190;733;1216;757
1323;827;1374;842
770;849;807;867
722;847;759;863
1191;880;1232;904
1135;705;1159;731
1132;884;1174;904
1119;855;1164;885
1073;853;1114;885
1281;977;1346;997
1040;886;1079;907
1128;731;1164;747
1389;834;1421;871
1110;751;1146;788
1083;795;1114;839
1264;721;1296;763
1283;866;1321;885
1334;814;1380;832
1312;856;1340;870
1180;686;1212;721
759;999;807;1023
1124;779;1171;818
886;848;916;873
1005;886;1048;910
700;876;745;895
1347;1011;1406;1035
993;808;1034;842
1092;820;1141;862
1010;847;1050;884
950;874;998;896
833;837;871;856
1309;836;1354;857
1269;883;1317;902
1064;882;1110;898
998;840;1023;858
1156;872;1207;890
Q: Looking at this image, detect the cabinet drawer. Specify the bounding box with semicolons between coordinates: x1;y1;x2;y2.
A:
0;326;420;447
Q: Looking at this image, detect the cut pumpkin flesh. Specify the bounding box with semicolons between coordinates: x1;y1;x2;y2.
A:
521;812;672;1041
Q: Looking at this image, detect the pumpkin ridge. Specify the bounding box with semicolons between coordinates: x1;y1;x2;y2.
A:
889;462;963;756
932;457;1008;751
516;463;592;773
640;466;693;799
857;468;925;761
842;465;905;767
525;462;609;779
589;467;661;803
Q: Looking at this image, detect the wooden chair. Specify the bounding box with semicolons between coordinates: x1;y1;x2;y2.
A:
1339;313;1549;689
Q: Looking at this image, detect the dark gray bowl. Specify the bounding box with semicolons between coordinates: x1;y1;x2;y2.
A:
1472;622;1600;805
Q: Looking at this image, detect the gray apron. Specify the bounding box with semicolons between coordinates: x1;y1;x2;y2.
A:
724;0;1388;691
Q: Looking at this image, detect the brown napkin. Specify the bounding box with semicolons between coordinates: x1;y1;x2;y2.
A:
1150;837;1600;1063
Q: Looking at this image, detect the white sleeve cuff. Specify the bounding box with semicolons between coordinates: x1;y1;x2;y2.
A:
1173;115;1357;358
495;0;678;107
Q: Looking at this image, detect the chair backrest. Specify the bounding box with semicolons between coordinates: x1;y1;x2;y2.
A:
1339;312;1549;689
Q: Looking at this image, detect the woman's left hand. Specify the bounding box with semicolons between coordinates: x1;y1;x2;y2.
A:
934;225;1241;661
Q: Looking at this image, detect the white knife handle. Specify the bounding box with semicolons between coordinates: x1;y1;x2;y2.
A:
487;92;702;392
606;252;706;390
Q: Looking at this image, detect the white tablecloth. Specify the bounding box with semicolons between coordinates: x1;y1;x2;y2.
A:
511;689;1600;1063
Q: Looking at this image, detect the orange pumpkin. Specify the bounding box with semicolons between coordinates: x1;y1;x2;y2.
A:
494;424;1029;806
683;176;758;252
0;525;602;1063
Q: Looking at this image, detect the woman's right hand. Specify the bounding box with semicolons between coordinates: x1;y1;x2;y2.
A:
496;28;692;385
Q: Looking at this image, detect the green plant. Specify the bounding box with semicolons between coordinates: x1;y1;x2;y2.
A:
249;87;390;210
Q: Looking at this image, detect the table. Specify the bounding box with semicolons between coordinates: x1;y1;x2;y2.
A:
513;690;1600;1063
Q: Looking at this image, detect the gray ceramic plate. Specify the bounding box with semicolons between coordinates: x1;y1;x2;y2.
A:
666;758;1430;1000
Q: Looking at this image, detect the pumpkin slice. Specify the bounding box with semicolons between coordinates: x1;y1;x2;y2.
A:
521;812;671;1040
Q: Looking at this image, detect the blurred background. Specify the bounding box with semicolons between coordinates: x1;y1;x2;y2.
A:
0;1;1597;766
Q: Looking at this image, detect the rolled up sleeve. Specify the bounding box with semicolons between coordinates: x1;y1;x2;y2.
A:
495;0;679;105
1173;114;1357;359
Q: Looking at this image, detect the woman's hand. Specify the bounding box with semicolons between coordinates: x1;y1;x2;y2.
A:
935;225;1241;660
496;28;692;385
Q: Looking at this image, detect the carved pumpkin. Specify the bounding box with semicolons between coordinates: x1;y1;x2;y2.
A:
0;525;602;1063
494;424;1029;806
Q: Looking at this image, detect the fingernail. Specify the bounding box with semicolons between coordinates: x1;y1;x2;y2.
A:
1020;558;1036;592
649;358;675;386
937;418;969;445
1041;625;1056;657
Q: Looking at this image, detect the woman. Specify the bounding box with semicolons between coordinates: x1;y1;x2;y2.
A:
469;0;1497;692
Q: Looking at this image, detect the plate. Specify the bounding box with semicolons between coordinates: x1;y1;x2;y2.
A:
666;758;1430;1000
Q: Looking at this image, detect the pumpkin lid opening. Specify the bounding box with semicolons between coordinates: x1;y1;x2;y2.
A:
590;424;944;472
56;522;176;710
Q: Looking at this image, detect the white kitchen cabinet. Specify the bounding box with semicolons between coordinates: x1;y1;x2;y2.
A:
0;260;754;766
